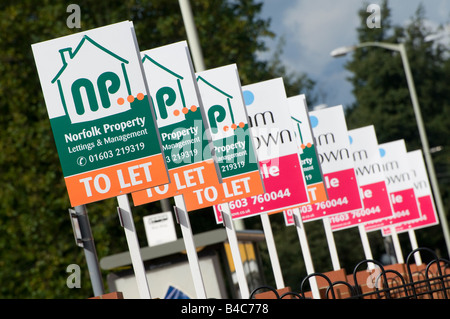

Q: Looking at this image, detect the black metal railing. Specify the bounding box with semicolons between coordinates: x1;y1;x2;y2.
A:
250;247;450;300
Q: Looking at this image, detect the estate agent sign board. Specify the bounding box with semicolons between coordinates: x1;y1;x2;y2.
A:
32;21;169;206
330;125;394;230
215;78;309;220
131;41;220;209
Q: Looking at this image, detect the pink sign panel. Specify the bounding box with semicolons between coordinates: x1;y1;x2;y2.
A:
364;140;421;232
300;168;362;221
283;171;362;225
330;181;394;230
283;208;295;225
215;152;308;221
365;188;421;231
382;195;439;235
382;150;439;234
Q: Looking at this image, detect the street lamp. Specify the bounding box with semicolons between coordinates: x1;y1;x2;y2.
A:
330;41;450;258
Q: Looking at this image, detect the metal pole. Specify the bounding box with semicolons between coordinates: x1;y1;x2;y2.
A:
260;213;285;289
73;205;105;296
117;194;152;299
222;204;250;298
174;195;207;298
178;0;206;72
390;226;404;264
293;208;320;299
398;43;450;258
408;229;422;265
323;217;341;270
358;224;374;269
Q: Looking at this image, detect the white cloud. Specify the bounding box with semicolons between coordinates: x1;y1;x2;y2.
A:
260;0;450;106
281;0;361;76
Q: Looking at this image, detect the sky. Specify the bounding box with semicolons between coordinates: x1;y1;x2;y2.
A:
258;0;450;109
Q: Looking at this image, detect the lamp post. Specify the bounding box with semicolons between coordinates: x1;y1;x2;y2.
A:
331;41;450;258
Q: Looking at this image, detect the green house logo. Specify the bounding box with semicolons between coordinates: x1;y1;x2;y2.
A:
197;75;245;135
142;54;198;124
51;35;141;124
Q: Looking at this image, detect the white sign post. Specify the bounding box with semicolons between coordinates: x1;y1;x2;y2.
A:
117;194;152;298
292;208;319;298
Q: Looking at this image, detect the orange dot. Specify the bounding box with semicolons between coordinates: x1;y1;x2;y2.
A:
173;109;180;116
231;123;237;129
306;143;312;148
190;105;197;112
239;122;245;128
223;126;229;131
137;93;144;100
182;108;189;114
127;95;135;103
301;144;306;149
117;97;125;105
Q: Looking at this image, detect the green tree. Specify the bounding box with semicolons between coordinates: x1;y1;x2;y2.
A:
0;0;315;298
344;1;450;259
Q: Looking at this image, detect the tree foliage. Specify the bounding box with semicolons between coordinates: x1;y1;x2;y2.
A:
345;1;450;257
0;0;315;298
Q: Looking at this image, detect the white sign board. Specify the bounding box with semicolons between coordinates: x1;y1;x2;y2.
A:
132;41;221;210
301;105;362;221
382;150;439;235
215;78;309;219
365;140;421;232
183;64;264;211
143;212;177;247
330;125;394;230
31;21;169;206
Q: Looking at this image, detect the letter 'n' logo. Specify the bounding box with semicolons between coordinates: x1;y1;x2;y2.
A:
51;35;139;124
